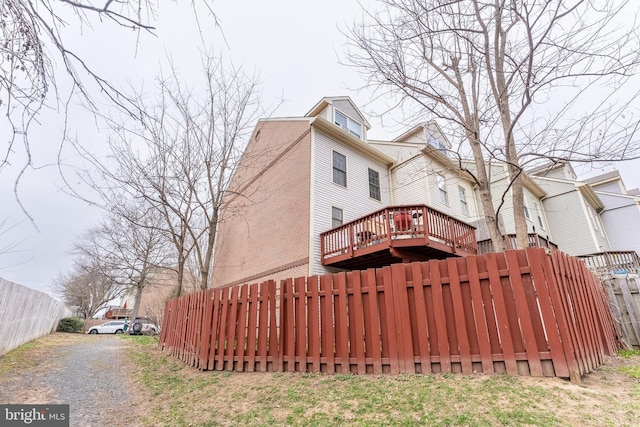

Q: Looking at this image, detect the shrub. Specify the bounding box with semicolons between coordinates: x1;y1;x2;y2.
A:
56;317;84;333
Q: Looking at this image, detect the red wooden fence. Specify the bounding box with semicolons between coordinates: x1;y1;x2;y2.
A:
158;249;619;381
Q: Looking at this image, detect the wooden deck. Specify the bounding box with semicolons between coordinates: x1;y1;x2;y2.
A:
320;205;477;270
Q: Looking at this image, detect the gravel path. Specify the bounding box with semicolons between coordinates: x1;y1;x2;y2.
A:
0;334;142;427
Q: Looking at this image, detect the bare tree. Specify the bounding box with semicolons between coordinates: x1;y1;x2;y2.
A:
347;0;640;250
0;0;216;174
81;53;263;293
54;261;122;319
72;203;171;319
0;216;30;264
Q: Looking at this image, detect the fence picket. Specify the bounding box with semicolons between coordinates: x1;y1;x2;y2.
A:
409;263;431;374
349;271;367;374
308;276;321;372
485;253;518;375
504;251;543;376
447;258;472;375
363;269;383;374
320;274;335;374
429;260;451;373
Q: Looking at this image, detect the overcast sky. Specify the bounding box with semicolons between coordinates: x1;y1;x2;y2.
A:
1;0;638;294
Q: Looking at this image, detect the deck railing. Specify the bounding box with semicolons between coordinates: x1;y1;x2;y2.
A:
578;251;640;276
477;233;558;254
320;205;477;263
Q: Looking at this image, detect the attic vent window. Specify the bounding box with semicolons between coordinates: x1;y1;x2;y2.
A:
334;110;362;139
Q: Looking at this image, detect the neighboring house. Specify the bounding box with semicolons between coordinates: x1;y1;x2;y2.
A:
585;171;640;256
369;123;480;224
120;268;198;322
431;157;556;253
212;97;477;288
484;163;549;236
530;162;610;256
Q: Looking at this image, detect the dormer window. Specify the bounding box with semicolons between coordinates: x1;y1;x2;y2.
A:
428;133;448;155
334;110;362;139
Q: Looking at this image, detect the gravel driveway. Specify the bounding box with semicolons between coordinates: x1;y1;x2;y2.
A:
0;334;143;427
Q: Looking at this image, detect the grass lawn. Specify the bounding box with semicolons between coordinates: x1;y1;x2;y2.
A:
123;337;640;427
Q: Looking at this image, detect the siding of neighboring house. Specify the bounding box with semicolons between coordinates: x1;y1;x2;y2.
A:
485;164;512;232
588;173;640;255
533;178;608;255
310;128;391;276
425;160;478;220
212;120;313;287
390;157;431;206
596;192;640;254
370;140;478;222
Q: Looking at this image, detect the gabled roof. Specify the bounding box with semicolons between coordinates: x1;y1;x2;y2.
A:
392;121;452;148
584;170;621;186
527;160;575;178
305;96;371;129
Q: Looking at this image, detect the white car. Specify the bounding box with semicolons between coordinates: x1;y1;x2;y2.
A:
88;320;126;334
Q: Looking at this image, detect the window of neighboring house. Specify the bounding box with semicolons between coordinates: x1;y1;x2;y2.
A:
437;174;448;205
368;168;381;201
534;202;544;229
428;134;447;155
458;186;468;215
524;199;531;219
334;110;362;139
333;151;347;186
331;207;343;228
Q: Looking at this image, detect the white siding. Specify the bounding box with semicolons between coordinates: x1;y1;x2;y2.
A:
425;161;478;221
316;105;331;122
597;192;640;254
310;129;391;276
534;178;608;255
488;167;513;233
391;157;431;206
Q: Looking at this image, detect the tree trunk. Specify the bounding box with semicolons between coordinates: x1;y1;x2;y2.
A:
467;133;506;252
508;166;529;249
132;286;143;320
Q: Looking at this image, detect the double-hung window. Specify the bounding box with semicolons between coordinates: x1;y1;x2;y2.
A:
534;202;544;228
332;151;347;187
331;207;343;228
334;110;362;139
458;186;468;215
368;168;381;201
524;200;531;219
437;174;448;205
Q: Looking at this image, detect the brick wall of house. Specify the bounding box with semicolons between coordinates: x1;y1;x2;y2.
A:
212;119;312;287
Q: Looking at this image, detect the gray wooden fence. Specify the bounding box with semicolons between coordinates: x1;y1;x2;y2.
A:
602;274;640;348
578;251;640;349
0;277;71;355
